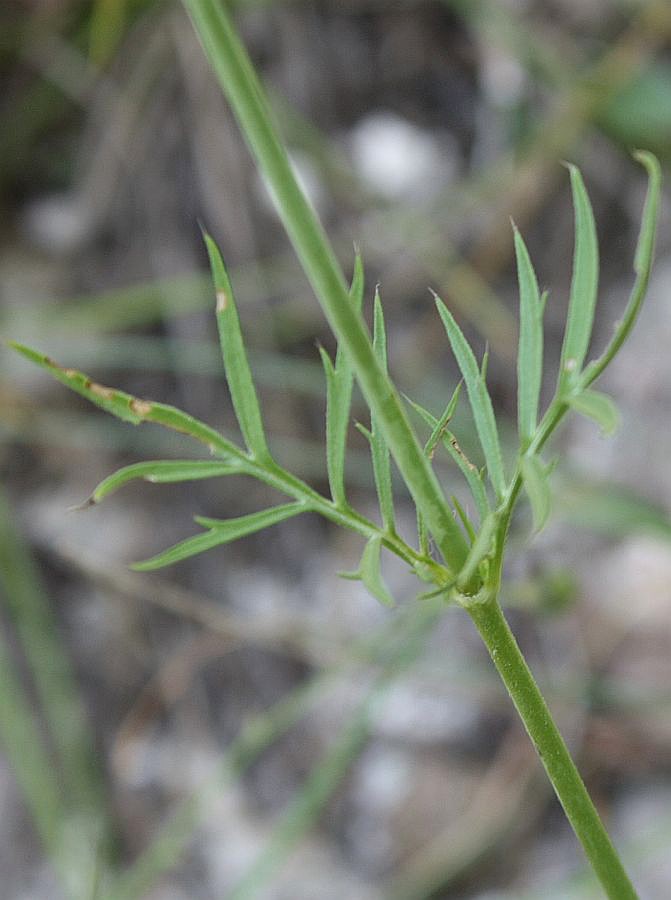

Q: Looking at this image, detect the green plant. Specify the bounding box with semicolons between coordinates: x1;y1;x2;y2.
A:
9;1;662;896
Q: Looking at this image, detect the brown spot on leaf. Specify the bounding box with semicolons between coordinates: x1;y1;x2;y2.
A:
90;382;116;401
130;398;153;417
450;436;478;472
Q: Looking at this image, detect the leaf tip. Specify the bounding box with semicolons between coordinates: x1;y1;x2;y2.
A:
67;496;96;513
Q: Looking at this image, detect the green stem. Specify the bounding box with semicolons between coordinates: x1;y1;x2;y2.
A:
181;3;638;893
182;0;469;573
468;597;638;899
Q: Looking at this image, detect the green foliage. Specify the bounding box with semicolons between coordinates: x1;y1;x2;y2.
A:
132;503;308;571
9;150;660;602
520;454;551;532
434;295;507;501
205;233;271;460
558;163;600;391
340;534;395;608
80;460;242;506
568;389;620;436
8;2;663;892
370;289;396;533
513;224;543;448
319;253;364;508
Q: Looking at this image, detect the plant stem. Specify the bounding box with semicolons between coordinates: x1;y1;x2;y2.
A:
182;0;469;573
181;3;639;893
468;596;638;899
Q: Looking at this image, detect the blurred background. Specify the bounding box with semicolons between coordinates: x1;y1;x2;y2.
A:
2;0;671;897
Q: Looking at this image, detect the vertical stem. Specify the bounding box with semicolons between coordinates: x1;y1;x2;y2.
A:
468;597;638;900
182;0;469;573
181;3;639;894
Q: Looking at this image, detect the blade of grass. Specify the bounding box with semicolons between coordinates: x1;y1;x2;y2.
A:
558;164;599;391
226;600;438;900
131;502;308;571
0;487;112;847
0;629;66;874
204;233;271;460
106;602;439;900
513;224;543;448
433;297;506;500
227;685;379;900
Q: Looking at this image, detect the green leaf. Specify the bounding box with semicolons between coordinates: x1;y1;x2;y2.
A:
433;297;506;499
416;510;429;557
520;454;551;532
359;535;395;607
79;460;244;507
632;151;662;277
424;382;461;460
370;290;395;532
9;342;149;424
480;345;490;381
318;254;365;508
568;389;620;436
337;534;395;606
451;494;476;543
582;152;662;389
319;345;346;507
558;164;599;390
513;224;543;446
409;382;463;555
9;342;242;460
349;250;365;313
406;395;490;523
204;233;270;460
456;512;498;592
132;502;306;570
